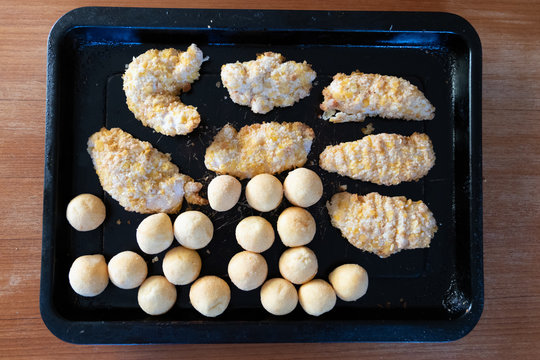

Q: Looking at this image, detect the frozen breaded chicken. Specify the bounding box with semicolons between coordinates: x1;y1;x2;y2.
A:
204;122;315;179
88;128;206;214
320;72;435;123
123;44;206;136
327;192;437;258
319;133;435;185
221;52;316;114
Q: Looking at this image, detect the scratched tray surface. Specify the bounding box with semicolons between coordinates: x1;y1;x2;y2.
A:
41;8;482;343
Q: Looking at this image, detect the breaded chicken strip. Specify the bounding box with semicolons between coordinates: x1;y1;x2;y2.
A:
123;44;206;136
319;133;435;185
327;192;437;258
204;122;315;179
221;52;316;114
320;72;435;123
88;128;206;214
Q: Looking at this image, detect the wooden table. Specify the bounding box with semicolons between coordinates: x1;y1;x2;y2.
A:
1;0;538;358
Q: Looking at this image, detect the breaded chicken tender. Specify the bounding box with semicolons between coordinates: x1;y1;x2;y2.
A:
327;192;437;258
320;72;435;123
319;133;435;185
221;52;316;114
204;122;315;179
88;128;206;214
123;44;206;136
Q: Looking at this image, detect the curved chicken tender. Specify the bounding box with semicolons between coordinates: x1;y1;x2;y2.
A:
327;192;437;258
123;44;205;136
221;52;316;114
88;128;206;214
320;72;435;123
205;122;315;179
319;133;435;185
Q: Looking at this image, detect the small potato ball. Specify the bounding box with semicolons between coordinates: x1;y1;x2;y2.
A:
245;174;283;212
208;175;242;211
137;275;177;316
136;213;174;255
278;246;318;285
283;168;323;208
66;194;106;231
189;276;230;317
69;254;109;297
162;246;201;285
228;251;268;291
329;264;369;301
277;207;316;247
298;279;336;316
174;211;213;249
260;278;298;316
235;216;274;253
107;251;147;289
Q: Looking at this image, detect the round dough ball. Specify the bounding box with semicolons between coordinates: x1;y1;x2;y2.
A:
136;213;174;255
189;276;230;317
66;194;106;231
174;211;213;250
298;279;336;316
245;174;283;212
137;275;177;316
162;246;201;285
235;216;274;253
228;251;268;291
283;168;323;208
107;251;147;289
260;278;298;315
278;246;318;285
208;175;242;211
329;264;369;301
69;254;109;297
277;207;316;247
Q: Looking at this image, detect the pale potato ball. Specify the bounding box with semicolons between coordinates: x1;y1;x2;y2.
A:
278;246;318;285
162;246;201;285
298;279;336;316
208;175;242;211
283;168;323;208
107;251;147;289
329;264;369;301
137;275;177;316
136;213;174;255
235;216;274;253
245;174;283;212
66;194;106;231
228;251;268;291
69;254;109;297
189;276;230;317
174;211;213;249
260;278;298;316
277;207;316;247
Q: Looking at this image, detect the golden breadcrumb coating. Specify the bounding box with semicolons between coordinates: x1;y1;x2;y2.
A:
320;72;435;123
204;122;315;179
327;192;437;258
319;133;435;185
221;52;316;114
87;128;206;214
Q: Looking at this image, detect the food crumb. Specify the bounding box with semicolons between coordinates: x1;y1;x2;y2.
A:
127;220;131;224
152;256;159;263
116;219;121;225
361;122;375;135
339;184;347;191
224;96;227;100
215;81;221;88
206;249;211;254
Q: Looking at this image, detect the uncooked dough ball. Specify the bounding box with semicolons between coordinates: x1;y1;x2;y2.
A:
260;278;298;315
189;276;230;317
66;194;106;231
283;168;323;208
107;251;147;289
137;275;177;316
208;175;242;211
69;254;109;297
277;207;316;247
136;213;174;254
174;211;213;249
245;174;283;212
329;264;369;301
278;246;318;285
235;216;274;253
298;279;336;316
228;251;268;291
162;246;201;285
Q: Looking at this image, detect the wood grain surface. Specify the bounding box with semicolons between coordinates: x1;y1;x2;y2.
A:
0;0;539;358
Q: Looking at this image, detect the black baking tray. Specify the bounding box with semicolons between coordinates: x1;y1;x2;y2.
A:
41;7;483;344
